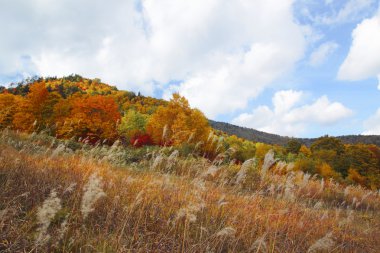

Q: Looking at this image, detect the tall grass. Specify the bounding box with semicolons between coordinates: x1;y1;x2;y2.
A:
0;130;379;252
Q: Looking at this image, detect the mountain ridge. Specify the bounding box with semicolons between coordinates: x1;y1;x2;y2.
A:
209;120;380;146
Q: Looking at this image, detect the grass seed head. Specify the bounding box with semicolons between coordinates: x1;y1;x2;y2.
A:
216;227;236;237
35;189;62;245
307;232;335;253
81;173;106;219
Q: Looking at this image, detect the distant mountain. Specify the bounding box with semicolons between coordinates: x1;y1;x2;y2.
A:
209;120;380;147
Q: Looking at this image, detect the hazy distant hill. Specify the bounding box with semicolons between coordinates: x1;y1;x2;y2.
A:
209;120;380;147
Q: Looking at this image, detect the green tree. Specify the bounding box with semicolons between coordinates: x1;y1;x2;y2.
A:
226;135;256;162
118;110;148;142
311;136;345;155
285;139;302;154
311;136;349;176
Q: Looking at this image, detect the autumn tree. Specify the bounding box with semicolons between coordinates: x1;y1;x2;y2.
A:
285;139;301;154
311;136;345;155
122;96;168;115
317;162;340;180
346;144;380;188
226;135;256;162
118;109;149;144
0;94;22;129
12;82;61;132
347;168;367;186
293;158;317;175
346;145;378;174
311;136;349;176
299;145;312;157
55;95;121;142
255;143;272;160
146;93;210;146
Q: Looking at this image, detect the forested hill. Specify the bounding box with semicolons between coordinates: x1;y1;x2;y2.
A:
1;75;380;188
209;120;380;147
1;75;379;147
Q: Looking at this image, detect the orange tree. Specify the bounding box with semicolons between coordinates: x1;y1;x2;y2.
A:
55;95;121;143
0;93;23;129
12;82;61;132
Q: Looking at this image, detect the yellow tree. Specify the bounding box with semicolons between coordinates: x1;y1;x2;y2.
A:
317;162;340;180
255;143;272;160
147;93;210;145
347;168;367;186
299;145;312;157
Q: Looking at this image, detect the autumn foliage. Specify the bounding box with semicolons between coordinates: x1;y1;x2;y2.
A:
0;77;212;148
0;76;379;189
146;93;210;146
12;82;55;131
55;96;121;142
0;94;21;129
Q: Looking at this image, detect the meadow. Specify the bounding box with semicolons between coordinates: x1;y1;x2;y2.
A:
1;129;379;252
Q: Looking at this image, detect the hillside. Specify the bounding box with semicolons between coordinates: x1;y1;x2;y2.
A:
210;120;380;147
1;76;380;190
2;76;380;148
209;120;292;145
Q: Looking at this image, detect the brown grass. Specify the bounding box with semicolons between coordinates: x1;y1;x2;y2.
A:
0;131;379;252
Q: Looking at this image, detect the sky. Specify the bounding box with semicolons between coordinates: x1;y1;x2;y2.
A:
0;0;379;138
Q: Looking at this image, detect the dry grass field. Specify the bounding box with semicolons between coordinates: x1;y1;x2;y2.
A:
1;130;379;252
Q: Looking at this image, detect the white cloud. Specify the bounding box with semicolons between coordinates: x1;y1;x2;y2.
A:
164;1;306;117
338;8;380;86
0;0;306;115
272;90;304;114
0;0;157;93
363;108;380;134
232;90;353;136
309;41;339;66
